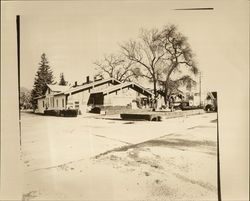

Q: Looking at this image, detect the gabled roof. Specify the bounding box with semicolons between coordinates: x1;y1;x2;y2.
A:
34;78;121;99
57;78;121;96
47;84;71;92
91;82;154;97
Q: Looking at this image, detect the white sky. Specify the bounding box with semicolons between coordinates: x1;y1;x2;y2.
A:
2;0;249;92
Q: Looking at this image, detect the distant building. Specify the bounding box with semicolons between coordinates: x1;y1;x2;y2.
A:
34;77;153;114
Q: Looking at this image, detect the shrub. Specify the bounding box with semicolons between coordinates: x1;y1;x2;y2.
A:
89;107;101;114
120;113;161;121
44;109;77;117
60;109;78;117
181;106;202;111
44;110;60;116
180;102;189;109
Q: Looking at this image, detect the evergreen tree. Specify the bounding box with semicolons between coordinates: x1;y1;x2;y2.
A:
31;53;54;108
58;73;67;86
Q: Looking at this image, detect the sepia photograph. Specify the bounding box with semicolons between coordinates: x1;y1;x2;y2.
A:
1;1;249;201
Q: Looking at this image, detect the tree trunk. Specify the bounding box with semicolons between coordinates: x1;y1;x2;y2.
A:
164;83;168;105
153;79;157;97
152;79;157;110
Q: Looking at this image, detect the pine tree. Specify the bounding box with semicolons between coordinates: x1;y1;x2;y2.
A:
31;53;54;108
58;73;67;86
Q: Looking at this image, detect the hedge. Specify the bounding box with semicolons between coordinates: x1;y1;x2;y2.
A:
120;113;162;121
44;110;60;116
181;106;203;111
60;109;78;117
44;109;78;117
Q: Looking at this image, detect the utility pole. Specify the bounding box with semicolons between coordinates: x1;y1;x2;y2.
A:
217;95;222;201
16;15;21;148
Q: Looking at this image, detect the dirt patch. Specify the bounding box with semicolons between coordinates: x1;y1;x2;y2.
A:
22;191;38;201
188;125;214;130
174;173;217;192
94;134;131;145
94;137;216;159
57;164;70;171
140;138;216;148
150;183;175;197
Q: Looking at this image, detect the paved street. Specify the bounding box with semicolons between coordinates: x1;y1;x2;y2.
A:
21;111;218;200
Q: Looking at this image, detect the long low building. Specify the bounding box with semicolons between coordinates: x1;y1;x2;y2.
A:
34;77;154;114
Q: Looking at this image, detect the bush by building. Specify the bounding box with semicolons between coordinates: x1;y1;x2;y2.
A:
44;109;78;117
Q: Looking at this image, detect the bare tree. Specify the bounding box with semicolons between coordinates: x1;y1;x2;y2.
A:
157;25;199;104
158;75;197;99
121;25;198;106
120;28;165;97
94;54;138;82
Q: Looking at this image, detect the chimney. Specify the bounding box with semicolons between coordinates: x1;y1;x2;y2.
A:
74;81;77;87
86;76;90;83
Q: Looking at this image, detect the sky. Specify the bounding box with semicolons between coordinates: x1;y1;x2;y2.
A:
2;0;249;92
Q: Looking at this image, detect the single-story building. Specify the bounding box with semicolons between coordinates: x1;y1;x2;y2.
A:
34;77;153;114
88;82;154;108
34;84;70;114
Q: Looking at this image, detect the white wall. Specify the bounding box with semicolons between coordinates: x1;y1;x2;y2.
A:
37;98;45;113
54;95;66;110
38;82;118;113
38;95;66;112
66;83;111;113
67;90;90;113
103;87;144;106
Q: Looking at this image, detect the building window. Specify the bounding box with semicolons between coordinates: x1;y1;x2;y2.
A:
62;99;64;108
75;101;80;109
43;101;44;108
56;99;58;107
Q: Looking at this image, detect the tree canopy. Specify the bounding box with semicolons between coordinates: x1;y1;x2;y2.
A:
31;53;54;108
121;25;199;104
157;25;198;102
94;54;139;82
120;28;165;96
